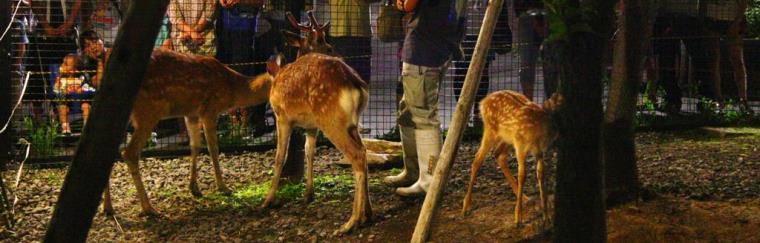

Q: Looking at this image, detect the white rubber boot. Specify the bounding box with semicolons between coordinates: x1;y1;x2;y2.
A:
396;129;441;197
383;126;418;187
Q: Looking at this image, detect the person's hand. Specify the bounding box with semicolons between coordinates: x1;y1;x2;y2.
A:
179;31;192;42
190;31;204;45
396;0;404;11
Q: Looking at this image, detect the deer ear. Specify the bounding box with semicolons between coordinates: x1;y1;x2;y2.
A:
320;21;330;33
282;30;303;48
266;55;282;76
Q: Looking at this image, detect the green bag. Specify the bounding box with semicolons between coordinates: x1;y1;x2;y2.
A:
376;0;406;43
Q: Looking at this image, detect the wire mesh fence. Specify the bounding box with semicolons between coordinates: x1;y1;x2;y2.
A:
4;0;760;163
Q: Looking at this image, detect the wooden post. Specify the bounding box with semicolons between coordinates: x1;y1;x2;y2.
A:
43;1;170;242
0;0;13;171
410;0;504;242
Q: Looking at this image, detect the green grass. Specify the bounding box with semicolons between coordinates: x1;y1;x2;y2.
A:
203;174;382;211
44;172;64;185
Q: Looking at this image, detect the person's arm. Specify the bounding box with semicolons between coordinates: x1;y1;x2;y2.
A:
195;0;217;32
168;0;193;32
354;0;381;4
46;0;83;36
396;0;418;12
93;49;111;89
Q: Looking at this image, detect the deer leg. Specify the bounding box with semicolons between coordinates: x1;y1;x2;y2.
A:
185;117;204;197
494;143;529;205
303;129;318;203
122;121;160;216
707;33;723;105
514;144;528;227
322;125;371;234
102;176;114;216
462;132;496;216
202;116;229;194
536;153;548;224
261;119;292;208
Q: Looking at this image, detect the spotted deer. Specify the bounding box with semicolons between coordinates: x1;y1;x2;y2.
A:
259;11;371;234
461;90;563;226
101;49;277;216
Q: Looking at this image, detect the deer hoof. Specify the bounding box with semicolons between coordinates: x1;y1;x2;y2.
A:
260;198;275;209
218;185;232;195
190;184;203;197
303;189;314;204
139;208;161;218
102;206;115;217
335;217;361;235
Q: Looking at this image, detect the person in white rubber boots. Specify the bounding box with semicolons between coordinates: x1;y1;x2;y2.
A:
383;0;466;197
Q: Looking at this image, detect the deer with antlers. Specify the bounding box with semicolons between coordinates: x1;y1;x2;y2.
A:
461;91;563;226
100;49;278;216
259;11;371;234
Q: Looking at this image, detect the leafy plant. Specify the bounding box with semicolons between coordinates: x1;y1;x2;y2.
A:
698;98;756;125
218;116;246;146
747;0;760;38
23;117;60;157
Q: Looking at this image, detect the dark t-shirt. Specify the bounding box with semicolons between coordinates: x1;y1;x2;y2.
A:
402;0;465;67
514;0;543;16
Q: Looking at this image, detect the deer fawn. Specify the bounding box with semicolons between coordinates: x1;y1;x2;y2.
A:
462;91;563;226
259;12;371;234
101;49;277;216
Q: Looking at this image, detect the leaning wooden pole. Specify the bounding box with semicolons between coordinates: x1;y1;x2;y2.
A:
410;0;504;242
43;1;169;242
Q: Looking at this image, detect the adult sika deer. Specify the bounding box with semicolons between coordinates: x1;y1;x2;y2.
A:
461;91;563;226
259;12;371;234
102;49;276;216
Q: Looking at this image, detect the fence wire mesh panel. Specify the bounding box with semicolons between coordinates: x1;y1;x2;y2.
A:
4;0;760;163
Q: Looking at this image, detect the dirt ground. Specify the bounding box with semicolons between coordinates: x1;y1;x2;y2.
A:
1;127;759;242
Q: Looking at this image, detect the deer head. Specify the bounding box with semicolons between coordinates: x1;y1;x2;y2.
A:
282;11;335;57
542;92;564;113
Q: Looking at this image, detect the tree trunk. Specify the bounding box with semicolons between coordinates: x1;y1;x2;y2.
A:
43;1;170;242
551;0;615;242
0;0;12;171
603;0;651;207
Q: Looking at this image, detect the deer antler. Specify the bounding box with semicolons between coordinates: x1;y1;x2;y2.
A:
286;12;311;32
307;11;320;31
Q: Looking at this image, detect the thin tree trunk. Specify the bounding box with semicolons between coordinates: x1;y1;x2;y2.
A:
603;0;651;207
43;1;170;242
0;0;12;171
551;0;615;241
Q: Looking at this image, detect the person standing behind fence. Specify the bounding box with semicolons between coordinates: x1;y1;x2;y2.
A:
216;0;263;132
514;0;558;101
26;0;94;122
168;0;217;56
650;1;716;114
452;0;511;127
328;0;377;83
383;0;466;197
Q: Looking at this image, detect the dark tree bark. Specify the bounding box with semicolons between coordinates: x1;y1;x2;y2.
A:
0;0;12;227
550;0;615;242
43;1;170;242
1;0;13;171
603;0;652;207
